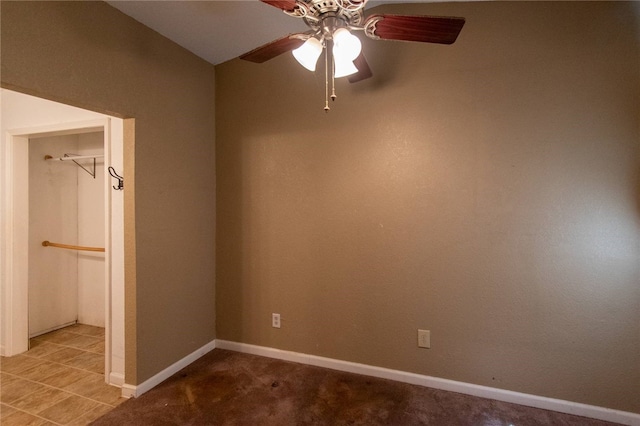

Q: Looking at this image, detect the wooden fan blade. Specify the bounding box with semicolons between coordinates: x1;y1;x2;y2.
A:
365;14;465;44
348;52;373;83
240;34;305;63
261;0;297;12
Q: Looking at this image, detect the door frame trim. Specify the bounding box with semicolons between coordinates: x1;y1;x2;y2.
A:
2;118;124;385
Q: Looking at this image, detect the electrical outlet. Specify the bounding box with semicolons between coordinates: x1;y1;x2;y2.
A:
418;329;430;348
272;313;281;328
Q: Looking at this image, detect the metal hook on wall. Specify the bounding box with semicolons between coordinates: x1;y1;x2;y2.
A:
108;167;124;190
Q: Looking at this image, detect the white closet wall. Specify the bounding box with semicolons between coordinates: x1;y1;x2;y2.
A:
29;135;79;335
28;132;105;336
77;132;105;327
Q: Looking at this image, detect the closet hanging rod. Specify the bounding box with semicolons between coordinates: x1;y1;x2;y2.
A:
42;240;105;252
45;154;104;161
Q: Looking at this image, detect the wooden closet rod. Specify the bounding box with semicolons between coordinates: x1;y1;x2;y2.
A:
42;241;105;252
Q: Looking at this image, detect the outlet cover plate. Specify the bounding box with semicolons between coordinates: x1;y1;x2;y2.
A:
418;329;430;348
272;313;281;328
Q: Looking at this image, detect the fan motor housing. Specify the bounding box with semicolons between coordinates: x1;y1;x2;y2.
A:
289;0;364;29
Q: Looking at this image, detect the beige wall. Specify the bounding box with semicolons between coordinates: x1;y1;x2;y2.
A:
1;1;216;384
216;1;640;413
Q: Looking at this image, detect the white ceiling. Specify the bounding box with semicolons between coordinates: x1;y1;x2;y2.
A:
105;0;432;65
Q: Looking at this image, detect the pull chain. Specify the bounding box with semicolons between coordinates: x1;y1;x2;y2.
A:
330;41;336;102
323;40;337;111
324;43;330;112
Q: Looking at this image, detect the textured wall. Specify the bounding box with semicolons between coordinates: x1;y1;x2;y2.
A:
216;2;640;413
1;1;216;384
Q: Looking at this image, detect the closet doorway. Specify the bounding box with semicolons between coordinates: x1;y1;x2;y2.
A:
29;130;106;336
1;89;125;388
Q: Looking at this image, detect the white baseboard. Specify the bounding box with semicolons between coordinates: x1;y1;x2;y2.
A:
121;339;216;399
120;384;137;399
29;321;77;339
216;340;640;426
108;372;125;387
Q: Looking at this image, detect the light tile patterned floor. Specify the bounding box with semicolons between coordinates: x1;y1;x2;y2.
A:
0;324;124;425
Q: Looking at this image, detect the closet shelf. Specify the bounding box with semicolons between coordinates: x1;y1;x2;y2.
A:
45;153;104;178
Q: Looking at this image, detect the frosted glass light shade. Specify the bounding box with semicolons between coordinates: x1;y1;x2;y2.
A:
333;28;362;62
292;37;323;71
334;57;358;78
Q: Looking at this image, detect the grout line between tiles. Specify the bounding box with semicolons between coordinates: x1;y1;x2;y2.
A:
1;325;119;425
2;370;120;408
2;404;66;426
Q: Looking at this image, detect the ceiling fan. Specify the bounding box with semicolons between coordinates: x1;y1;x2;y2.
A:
240;0;465;111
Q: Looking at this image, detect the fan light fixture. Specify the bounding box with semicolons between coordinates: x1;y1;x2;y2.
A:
333;28;362;62
333;28;361;77
292;28;361;78
333;58;358;78
292;37;323;71
291;27;363;111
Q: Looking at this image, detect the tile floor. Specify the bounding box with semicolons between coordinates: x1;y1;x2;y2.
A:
0;324;124;425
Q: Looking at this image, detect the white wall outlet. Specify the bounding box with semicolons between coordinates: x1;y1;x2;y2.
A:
418;329;430;348
272;313;281;328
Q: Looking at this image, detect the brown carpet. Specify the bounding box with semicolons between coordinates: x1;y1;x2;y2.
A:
92;349;620;425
